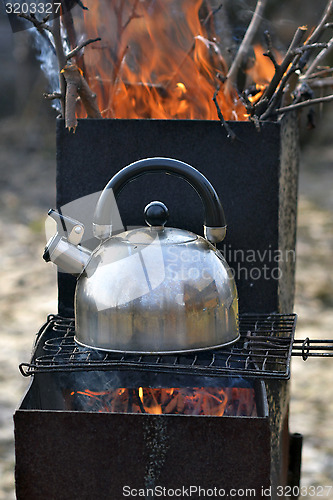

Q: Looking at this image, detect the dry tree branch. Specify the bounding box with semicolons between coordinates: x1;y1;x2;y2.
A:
60;0;87;78
303;36;333;79
122;0;140;31
104;1;141;115
18;13;56;55
293;43;328;54
203;2;223;29
238;0;333;122
263;31;279;71
66;38;102;61
263;26;307;101
226;0;267;91
297;0;333;70
269;94;333;117
107;45;129;115
61;64;102;131
20;7;67;115
60;0;77;50
305;67;333;79
252;26;307;118
304;0;333;46
20;1;102;129
307;76;333;88
18;12;53;34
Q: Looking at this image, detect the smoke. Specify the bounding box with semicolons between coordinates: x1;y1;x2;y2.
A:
30;21;70;111
31;28;61;109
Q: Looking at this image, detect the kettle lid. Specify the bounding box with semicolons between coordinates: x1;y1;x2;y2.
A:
118;226;198;246
115;201;198;245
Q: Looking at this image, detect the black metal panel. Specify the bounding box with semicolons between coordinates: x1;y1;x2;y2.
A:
56;118;293;317
15;410;271;500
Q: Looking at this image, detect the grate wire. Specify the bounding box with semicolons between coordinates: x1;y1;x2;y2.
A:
19;314;297;380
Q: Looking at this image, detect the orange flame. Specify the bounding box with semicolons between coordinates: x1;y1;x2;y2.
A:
74;0;247;120
70;387;257;416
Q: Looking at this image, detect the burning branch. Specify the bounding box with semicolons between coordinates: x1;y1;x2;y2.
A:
219;0;333;123
253;26;308;119
23;0;333;124
226;0;268;91
213;85;237;140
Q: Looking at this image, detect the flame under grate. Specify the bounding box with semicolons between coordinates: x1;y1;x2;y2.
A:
20;314;297;379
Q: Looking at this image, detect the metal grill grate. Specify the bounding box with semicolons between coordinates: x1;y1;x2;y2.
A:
20;314;297;380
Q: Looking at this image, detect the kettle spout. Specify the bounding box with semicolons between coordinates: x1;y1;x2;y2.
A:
43;209;92;276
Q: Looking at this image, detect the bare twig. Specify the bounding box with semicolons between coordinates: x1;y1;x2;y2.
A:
226;0;267;90
267;94;333;118
20;1;104;126
122;0;140;31
18;13;53;34
297;0;333;69
263;31;279;71
253;26;307;118
304;0;333;46
303;36;333;79
107;44;129;115
306;76;333;88
213;86;237;140
293;43;328;55
66;37;102;61
202;2;223;27
19;13;56;56
261;22;332;118
304;67;333;79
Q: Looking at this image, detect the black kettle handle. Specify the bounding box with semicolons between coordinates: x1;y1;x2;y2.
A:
93;157;226;243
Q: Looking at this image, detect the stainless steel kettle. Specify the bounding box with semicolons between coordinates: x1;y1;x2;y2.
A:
44;157;239;353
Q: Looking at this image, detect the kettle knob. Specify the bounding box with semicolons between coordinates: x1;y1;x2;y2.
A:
144;201;169;227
